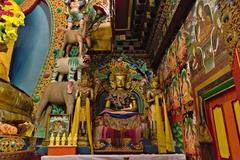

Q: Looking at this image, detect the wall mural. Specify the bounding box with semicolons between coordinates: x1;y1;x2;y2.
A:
186;0;230;81
159;0;233;158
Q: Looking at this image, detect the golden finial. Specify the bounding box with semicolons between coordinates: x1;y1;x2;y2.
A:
61;133;66;146
72;133;78;146
49;133;54;146
55;133;60;146
67;133;72;146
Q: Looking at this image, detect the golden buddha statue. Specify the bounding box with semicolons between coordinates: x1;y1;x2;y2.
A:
105;73;137;112
93;59;148;151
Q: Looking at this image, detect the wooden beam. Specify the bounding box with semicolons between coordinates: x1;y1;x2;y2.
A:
151;0;196;70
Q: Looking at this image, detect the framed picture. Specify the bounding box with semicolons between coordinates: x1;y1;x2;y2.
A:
46;114;70;140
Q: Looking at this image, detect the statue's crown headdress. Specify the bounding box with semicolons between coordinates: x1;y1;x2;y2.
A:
109;60;128;76
81;72;89;81
151;76;159;82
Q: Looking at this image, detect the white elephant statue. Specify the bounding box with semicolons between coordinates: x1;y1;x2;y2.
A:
51;55;91;82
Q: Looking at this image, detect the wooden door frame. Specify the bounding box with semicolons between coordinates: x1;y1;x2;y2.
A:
192;63;234;159
205;92;234;160
193;50;240;159
192;63;232;121
231;100;240;144
198;78;235;160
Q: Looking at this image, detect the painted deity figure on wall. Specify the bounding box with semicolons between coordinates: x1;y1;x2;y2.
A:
179;64;199;158
162;57;170;81
172;78;180;110
168;45;177;73
168;77;182;123
189;43;205;76
184;112;200;159
180;63;194;114
176;31;187;68
194;1;221;73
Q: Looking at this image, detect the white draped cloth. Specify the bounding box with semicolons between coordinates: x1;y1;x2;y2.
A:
41;154;185;160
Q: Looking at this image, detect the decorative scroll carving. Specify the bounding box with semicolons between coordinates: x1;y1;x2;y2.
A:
219;1;240;52
0;137;25;152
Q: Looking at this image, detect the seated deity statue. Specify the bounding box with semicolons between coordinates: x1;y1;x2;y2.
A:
94;71;144;150
104;73;137;113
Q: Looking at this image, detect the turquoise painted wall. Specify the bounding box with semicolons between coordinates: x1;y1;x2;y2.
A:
10;2;51;95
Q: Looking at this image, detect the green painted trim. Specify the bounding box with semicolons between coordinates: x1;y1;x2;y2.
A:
14;0;25;5
202;78;235;100
32;0;55;96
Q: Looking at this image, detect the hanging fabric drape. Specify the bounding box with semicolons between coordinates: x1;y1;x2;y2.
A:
71;96;81;137
86;97;93;154
155;95;166;153
163;95;175;152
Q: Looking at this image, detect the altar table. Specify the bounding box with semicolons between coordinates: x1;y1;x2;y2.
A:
41;154;185;160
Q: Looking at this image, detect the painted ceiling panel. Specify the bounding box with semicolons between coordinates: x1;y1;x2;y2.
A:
115;0;131;30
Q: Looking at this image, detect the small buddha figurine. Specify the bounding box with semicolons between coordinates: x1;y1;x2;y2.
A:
61;133;66;146
49;133;55;146
67;133;72;146
105;73;137;112
55;133;60;146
